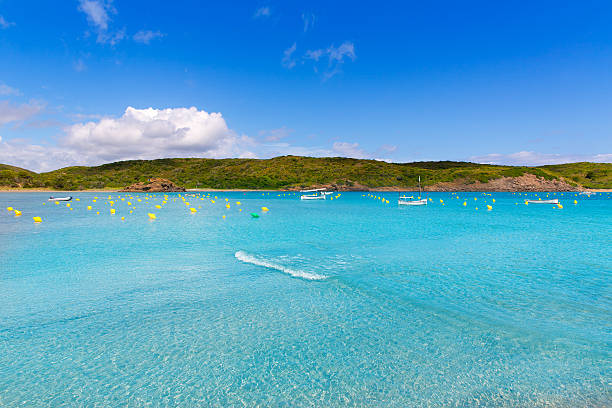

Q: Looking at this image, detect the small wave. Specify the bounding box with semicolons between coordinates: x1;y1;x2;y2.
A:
235;251;327;281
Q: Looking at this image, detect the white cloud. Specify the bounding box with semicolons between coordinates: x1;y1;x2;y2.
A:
0;15;15;29
63;106;255;163
78;0;125;45
0;106;257;171
304;49;323;61
78;0;110;30
259;126;293;142
0;83;20;96
0;140;82;172
471;151;612;166
253;6;270;18
302;12;315;32
303;41;356;79
332;141;368;159
133;30;164;44
0;100;44;125
327;42;356;64
282;43;297;68
257;142;333;158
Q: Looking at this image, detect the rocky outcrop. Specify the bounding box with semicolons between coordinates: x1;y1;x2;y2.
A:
425;174;577;192
121;178;186;192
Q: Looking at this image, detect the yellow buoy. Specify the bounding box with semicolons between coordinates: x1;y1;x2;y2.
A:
54;201;59;205
7;207;13;211
222;215;226;219
487;205;492;211
211;200;215;204
66;203;71;207
236;201;241;205
148;213;156;219
463;202;467;206
76;198;80;201
121;216;125;220
155;205;162;209
110;208;116;214
190;207;197;213
14;210;22;216
573;200;577;205
557;204;563;209
96;211;100;214
492;198;496;203
262;207;269;212
130;210;133;214
33;216;42;223
87;206;92;210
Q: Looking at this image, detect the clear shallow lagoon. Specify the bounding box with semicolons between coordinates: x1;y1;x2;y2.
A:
1;191;610;407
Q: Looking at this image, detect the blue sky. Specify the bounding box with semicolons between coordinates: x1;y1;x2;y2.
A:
0;0;611;171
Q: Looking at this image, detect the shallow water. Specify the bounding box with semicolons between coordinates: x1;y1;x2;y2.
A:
1;191;610;407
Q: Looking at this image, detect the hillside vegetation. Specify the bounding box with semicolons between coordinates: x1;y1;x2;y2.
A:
0;156;610;190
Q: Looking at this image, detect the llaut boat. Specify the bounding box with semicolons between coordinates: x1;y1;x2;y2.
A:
300;188;327;200
399;176;427;206
48;196;73;202
525;198;559;204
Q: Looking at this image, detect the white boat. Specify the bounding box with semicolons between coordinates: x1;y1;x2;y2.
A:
579;191;595;196
525;199;559;204
399;176;427;206
300;188;327;200
399;198;428;206
48;196;72;201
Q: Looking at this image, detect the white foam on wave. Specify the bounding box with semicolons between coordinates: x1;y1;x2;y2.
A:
235;251;327;281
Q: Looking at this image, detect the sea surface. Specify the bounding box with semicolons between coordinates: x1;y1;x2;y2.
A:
0;191;610;407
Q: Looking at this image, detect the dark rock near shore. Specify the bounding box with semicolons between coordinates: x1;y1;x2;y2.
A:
121;178;186;192
425;174;578;192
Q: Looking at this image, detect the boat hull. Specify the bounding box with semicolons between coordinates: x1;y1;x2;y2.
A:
398;199;427;206
526;199;559;204
300;195;326;200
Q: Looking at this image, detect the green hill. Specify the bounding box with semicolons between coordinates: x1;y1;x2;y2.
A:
0;156;610;190
0;164;37;188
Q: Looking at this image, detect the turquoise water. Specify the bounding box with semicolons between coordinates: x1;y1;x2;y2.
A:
0;191;610;407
